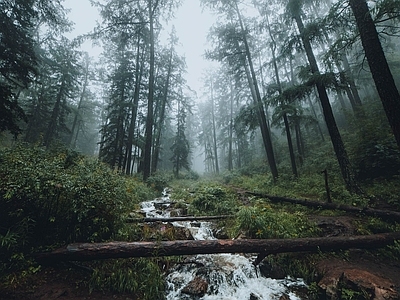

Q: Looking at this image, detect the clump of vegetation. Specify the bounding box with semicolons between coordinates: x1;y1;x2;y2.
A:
188;183;239;215
146;172;174;192
234;201;319;239
88;258;165;300
0;144;155;278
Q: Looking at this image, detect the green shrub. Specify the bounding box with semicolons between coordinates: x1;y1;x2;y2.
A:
89;258;165;300
146;172;173;192
188;183;239;215
234;201;319;239
0;144;151;276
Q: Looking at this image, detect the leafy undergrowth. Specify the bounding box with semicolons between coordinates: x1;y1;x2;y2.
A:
2;143;400;299
0;144;160;299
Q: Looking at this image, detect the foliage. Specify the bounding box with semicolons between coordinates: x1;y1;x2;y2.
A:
188;183;239;215
146;172;174;192
234;201;319;239
0;144;152;276
88;258;165;300
0;0;37;137
346;101;400;181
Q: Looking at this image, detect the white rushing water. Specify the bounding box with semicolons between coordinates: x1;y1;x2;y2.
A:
141;188;307;300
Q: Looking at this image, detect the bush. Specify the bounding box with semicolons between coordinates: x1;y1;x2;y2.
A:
146;172;173;192
0;144;149;276
234;201;319;239
89;258;165;300
188;183;239;215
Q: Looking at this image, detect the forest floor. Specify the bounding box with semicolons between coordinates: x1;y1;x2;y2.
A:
2;195;400;299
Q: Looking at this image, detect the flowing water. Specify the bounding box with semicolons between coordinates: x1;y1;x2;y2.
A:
140;189;307;300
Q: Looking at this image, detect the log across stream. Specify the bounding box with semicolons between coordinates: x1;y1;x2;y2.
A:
34;189;400;299
35;232;400;262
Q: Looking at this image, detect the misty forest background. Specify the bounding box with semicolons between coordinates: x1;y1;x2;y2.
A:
1;0;400;297
1;0;400;182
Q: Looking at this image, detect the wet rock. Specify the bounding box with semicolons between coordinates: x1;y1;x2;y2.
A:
174;226;194;240
169;209;181;217
191;222;201;228
279;294;290;300
213;227;229;239
153;202;170;210
317;259;399;300
250;292;261;300
259;261;286;279
181;276;208;297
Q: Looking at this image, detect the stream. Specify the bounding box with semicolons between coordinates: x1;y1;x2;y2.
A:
140;189;307;300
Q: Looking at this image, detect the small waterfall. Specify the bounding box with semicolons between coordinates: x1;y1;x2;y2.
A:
141;188;307;300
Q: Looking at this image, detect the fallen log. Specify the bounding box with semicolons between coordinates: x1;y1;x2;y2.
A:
127;215;234;223
35;232;400;262
246;192;400;221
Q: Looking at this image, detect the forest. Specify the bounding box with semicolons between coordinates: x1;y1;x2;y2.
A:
1;0;400;299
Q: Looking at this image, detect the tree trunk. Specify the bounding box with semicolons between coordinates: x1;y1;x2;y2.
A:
228;80;234;171
294;12;361;194
268;24;297;177
246;191;400;221
349;0;400;148
69;56;89;148
235;8;278;179
127;215;234;223
210;82;219;174
124;36;143;175
143;0;156;180
44;75;66;148
35;232;400;262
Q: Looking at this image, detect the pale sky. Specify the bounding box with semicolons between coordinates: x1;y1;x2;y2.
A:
63;0;217;98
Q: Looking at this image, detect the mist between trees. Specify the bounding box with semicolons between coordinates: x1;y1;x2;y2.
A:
1;0;400;185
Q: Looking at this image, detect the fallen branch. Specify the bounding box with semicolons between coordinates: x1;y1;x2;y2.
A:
35;232;400;262
127;215;234;223
246;192;400;221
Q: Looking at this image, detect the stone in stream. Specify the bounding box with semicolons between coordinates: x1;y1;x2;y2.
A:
181;276;208;297
258;261;286;279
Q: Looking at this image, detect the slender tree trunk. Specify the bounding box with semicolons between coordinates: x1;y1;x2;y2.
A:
341;54;362;107
143;0;157;180
349;0;400;148
44;75;66;148
152;46;173;174
69;58;89;148
124;39;143;175
307;95;325;142
235;5;278;180
294;12;360;193
268;21;297;177
210;82;219;174
228;81;234;171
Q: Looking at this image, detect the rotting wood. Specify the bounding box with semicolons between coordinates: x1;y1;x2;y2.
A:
127;215;234;223
34;232;400;262
246;191;400;221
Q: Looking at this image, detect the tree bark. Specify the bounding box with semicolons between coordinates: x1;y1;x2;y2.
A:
210;82;219;174
143;0;156;180
246;191;400;221
35;232;400;262
124;36;143;175
127;215;234;223
294;12;361;194
235;6;278;180
349;0;400;149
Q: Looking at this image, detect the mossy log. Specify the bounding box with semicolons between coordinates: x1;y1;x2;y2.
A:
246;192;400;221
127;215;234;223
35;232;400;262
